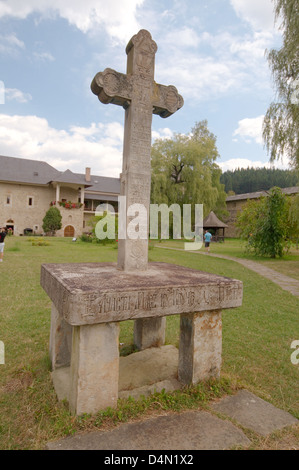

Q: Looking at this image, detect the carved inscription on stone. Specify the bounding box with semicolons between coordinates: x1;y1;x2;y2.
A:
77;284;243;323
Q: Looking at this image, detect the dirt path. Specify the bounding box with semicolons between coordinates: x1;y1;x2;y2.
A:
155;246;299;297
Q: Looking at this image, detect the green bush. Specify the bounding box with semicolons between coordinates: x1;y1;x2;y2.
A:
237;187;291;258
42;207;62;236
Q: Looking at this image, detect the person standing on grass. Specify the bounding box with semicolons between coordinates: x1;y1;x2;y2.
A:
0;227;7;262
204;229;212;253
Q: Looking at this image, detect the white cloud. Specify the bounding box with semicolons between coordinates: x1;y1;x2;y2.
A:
0;33;25;54
218;158;267;172
163;27;201;48
6;88;32;103
33;51;55;62
158;51;246;102
157;27;276;103
152;127;173;141
0;114;123;176
219;158;289;172
233;115;265;145
0;0;144;42
230;0;276;31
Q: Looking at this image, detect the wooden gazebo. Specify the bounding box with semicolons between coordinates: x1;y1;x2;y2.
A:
203;211;228;242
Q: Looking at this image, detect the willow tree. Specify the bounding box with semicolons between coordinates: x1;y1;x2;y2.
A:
263;0;299;169
150;120;227;226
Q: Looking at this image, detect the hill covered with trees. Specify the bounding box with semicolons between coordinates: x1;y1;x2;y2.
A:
220;167;298;195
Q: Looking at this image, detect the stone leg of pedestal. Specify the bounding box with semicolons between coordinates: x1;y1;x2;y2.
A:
49;303;72;370
178;310;222;384
69;322;120;415
134;317;166;350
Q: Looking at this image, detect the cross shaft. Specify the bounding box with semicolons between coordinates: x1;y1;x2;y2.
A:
91;29;183;271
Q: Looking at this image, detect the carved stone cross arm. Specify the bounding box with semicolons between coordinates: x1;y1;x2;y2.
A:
91;68;184;118
91;68;132;109
152;83;184;118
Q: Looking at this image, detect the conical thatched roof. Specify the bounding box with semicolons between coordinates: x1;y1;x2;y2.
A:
203;211;228;228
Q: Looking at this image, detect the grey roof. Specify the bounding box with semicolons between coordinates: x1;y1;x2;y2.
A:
76;173;121;194
0;154;60;185
226;186;299;202
203;211;228;228
49;169;90;187
0;155;120;194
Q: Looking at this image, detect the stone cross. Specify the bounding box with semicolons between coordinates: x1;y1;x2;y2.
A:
40;30;243;417
91;29;183;272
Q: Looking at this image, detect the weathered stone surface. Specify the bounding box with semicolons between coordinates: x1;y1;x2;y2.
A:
134;317;166;350
119;378;182;400
178;310;222;383
46;410;251;450
51;345;181;403
49;303;72;369
41;29;243;417
119;345;178;391
41;262;243;325
91;29;183;272
212;390;298;436
69;322;120;415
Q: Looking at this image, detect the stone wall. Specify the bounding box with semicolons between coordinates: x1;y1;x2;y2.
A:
0;182;84;237
224;200;244;237
0;182;55;235
56;205;84;238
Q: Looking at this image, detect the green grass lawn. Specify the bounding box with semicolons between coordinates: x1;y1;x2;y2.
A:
0;236;298;449
157;238;299;281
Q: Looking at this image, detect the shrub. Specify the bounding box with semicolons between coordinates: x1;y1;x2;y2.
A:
237;187;291;258
42;207;62;236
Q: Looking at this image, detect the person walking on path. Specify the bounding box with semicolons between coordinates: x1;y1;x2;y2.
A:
204;230;212;253
0;227;7;262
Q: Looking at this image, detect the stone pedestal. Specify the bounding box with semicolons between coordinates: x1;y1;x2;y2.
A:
41;262;242;415
69;322;119;415
134;317;166;350
178;310;222;384
49;304;72;369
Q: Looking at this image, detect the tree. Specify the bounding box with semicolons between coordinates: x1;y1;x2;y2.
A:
288;193;299;247
87;212;118;244
236;187;290;258
263;0;299;169
220;167;298;194
151;120;227;228
42;207;62;236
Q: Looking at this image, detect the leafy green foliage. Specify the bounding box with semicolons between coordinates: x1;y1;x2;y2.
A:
220;167;298;194
151;120;227;223
82;212;118;244
263;0;299;169
236;187;292;257
42;207;62;235
288;193;299;245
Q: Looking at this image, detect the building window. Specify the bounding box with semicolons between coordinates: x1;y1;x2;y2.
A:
28;196;33;207
6;195;11;205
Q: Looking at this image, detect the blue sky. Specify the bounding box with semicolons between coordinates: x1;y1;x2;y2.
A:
0;0;287;178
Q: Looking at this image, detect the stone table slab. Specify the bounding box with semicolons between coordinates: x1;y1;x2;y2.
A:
41;262;243;325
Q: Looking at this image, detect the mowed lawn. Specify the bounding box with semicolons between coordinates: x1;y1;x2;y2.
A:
0;236;298;449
